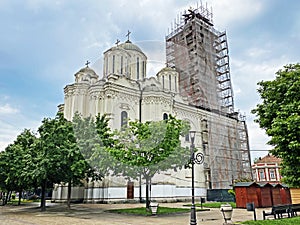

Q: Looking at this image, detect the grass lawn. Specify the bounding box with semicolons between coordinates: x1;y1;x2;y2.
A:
107;206;208;216
184;202;236;208
5;199;40;205
240;216;300;225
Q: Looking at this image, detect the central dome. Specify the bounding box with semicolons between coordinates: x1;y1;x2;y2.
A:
103;38;147;80
119;40;144;54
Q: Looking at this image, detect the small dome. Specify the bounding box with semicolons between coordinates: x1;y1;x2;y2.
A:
77;66;98;78
74;65;99;84
157;67;176;73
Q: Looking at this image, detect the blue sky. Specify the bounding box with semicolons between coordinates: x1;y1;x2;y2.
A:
0;0;299;161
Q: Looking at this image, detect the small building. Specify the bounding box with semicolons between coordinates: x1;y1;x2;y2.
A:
252;154;281;183
257;183;273;207
235;182;291;208
234;182;260;208
271;183;284;205
280;184;292;205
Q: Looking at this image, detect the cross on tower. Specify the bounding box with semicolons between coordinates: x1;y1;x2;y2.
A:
126;30;131;41
85;60;90;67
115;39;120;46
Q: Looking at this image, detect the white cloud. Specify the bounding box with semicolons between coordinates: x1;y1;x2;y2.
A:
246;47;271;58
247;119;271;161
0;117;41;152
0;120;18;151
0;98;41;151
0;103;19;115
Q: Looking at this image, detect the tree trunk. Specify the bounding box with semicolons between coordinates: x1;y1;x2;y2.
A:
67;180;72;209
2;191;8;205
40;179;47;212
145;176;150;209
5;191;11;204
18;190;22;205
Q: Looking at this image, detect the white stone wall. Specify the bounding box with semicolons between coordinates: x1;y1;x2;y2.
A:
57;40;249;202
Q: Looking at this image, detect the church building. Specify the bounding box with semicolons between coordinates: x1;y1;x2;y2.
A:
52;5;252;203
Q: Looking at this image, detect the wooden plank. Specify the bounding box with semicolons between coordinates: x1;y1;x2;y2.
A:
291;188;300;204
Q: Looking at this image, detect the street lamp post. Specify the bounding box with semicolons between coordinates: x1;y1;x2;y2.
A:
189;131;204;225
137;80;146;204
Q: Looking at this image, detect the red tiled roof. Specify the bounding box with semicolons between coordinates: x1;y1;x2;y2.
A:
256;154;281;164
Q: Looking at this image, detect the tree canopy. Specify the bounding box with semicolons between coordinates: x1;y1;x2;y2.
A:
35;112;91;210
72;113;115;180
0;129;37;205
109;115;190;208
0;112;115;209
252;63;300;187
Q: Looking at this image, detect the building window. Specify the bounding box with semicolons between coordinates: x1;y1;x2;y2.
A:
162;76;165;89
121;111;128;128
121;56;123;74
185;133;190;142
269;169;276;179
163;113;168;120
126;57;128;75
112;55;115;73
137;57;139;79
259;169;265;180
175;76;177;91
142;61;145;78
169;74;172;90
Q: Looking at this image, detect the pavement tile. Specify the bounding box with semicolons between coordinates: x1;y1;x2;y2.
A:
0;202;268;225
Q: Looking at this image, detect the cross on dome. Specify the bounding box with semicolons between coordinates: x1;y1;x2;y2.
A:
85;60;90;67
126;30;131;42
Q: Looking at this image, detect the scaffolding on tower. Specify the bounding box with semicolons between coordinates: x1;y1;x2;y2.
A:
166;3;252;189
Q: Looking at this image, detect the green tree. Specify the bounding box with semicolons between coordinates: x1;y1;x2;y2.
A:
0;129;38;205
109;116;190;209
72;113;114;181
0;150;10;204
252;63;300;186
36;112;89;211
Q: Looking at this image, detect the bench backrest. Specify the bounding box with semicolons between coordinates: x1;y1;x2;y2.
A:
272;205;290;214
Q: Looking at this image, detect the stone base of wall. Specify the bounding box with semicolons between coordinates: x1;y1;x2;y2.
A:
52;184;207;203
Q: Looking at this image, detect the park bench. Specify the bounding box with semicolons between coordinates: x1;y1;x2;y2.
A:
263;204;293;220
291;203;300;216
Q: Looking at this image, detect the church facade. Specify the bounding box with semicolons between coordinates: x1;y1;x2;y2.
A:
52;6;252;203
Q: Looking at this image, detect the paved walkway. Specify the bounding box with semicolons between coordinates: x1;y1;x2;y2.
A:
0;202;267;225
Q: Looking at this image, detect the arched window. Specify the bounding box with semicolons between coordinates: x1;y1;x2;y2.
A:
185;133;190;142
112;55;115;73
126;57;128;75
121;56;123;74
163;113;168;120
137;57;140;79
142;61;145;78
121;111;128;128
